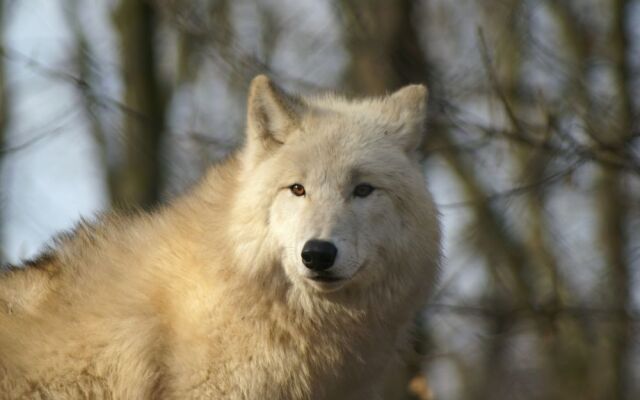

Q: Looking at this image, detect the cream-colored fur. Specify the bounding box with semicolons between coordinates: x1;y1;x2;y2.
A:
0;75;441;399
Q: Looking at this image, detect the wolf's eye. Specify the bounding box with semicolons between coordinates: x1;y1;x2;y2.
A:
353;183;375;198
290;184;306;197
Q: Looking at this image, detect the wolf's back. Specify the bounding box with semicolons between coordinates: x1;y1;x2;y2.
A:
0;253;64;320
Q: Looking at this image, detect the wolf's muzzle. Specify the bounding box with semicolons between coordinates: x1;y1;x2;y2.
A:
301;240;338;271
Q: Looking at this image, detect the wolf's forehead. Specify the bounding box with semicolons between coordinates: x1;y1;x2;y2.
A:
283;132;397;180
301;113;390;148
304;105;389;130
298;110;396;149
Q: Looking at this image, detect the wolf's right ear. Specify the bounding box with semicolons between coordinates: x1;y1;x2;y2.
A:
387;84;428;153
246;75;304;148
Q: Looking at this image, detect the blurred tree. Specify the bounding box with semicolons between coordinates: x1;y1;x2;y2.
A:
600;1;634;398
112;0;166;209
0;0;8;263
339;0;430;95
64;0;113;207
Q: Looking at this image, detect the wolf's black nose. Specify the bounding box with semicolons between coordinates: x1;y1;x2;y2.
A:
301;240;338;271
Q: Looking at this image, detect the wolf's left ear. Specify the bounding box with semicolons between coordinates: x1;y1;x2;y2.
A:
387;84;428;153
246;75;305;147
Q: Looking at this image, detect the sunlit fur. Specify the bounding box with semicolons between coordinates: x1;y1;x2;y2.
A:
0;75;441;399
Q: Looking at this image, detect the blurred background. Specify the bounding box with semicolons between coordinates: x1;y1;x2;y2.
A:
0;0;639;398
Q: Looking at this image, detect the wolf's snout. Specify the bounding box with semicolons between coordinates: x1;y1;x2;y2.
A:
301;240;338;271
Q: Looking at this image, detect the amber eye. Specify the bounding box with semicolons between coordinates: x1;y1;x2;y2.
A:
290;184;306;197
353;183;375;198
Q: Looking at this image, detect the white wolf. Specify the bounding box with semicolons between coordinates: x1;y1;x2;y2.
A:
0;75;441;399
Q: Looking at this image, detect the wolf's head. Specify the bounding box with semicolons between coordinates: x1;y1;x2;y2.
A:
231;75;439;295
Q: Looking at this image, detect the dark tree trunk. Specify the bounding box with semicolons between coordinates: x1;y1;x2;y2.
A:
112;0;165;209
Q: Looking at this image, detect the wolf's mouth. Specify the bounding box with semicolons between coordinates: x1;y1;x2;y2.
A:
308;275;344;283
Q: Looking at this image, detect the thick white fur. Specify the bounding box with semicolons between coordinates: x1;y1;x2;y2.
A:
0;75;441;399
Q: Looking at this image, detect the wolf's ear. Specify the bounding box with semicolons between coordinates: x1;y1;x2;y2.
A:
387;84;428;153
246;75;304;147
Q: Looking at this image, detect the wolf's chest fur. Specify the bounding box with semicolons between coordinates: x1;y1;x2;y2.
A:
165;295;398;399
